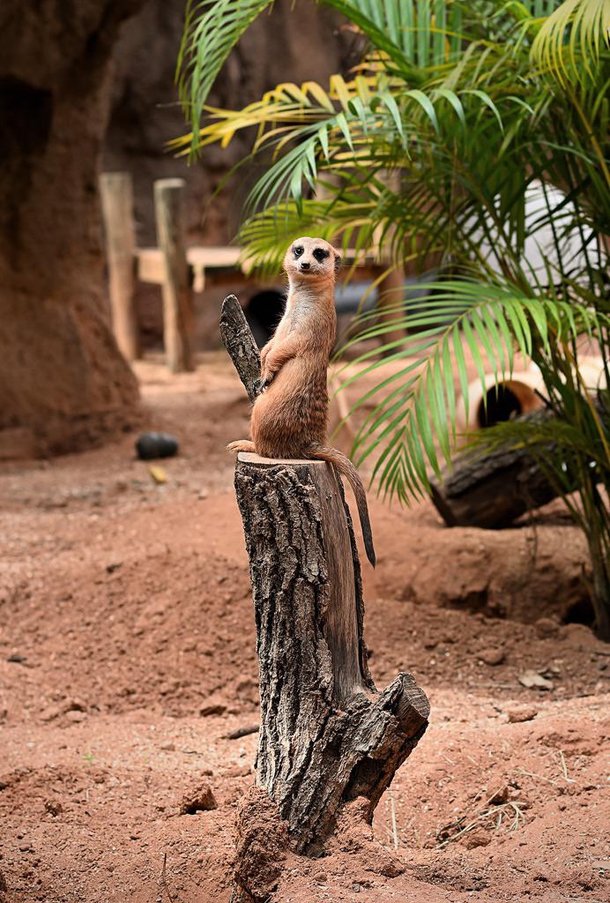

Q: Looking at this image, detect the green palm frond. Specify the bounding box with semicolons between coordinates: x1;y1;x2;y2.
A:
468;412;610;477
326;0;465;66
177;1;471;156
238;196;381;275
172;71;490;220
336;280;607;500
176;0;610;634
531;0;610;83
177;0;274;155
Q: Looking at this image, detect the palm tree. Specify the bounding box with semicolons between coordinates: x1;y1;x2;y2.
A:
176;0;610;637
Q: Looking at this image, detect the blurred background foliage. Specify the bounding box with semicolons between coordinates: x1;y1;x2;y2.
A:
177;0;610;636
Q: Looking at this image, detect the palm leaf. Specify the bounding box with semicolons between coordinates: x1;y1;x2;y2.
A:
531;0;610;83
337;280;607;499
177;0;473;155
177;0;274;156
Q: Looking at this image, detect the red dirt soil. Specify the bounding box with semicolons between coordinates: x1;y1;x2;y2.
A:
1;354;608;903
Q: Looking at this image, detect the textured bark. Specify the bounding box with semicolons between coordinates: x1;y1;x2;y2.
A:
0;0;142;457
430;438;557;529
234;454;429;857
220;295;262;403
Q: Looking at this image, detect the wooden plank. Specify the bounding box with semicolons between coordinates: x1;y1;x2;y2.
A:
99;172;140;361
153;178;194;373
135;246;385;288
135;248;166;286
186;246;242;268
136;246;243;292
377;264;408;349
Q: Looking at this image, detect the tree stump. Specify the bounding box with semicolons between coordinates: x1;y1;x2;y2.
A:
235;453;429;851
221;294;429;900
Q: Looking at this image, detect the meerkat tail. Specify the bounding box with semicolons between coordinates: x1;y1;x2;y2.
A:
310;445;376;568
227;439;256;454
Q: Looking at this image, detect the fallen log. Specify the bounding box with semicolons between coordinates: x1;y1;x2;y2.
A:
220;294;429;901
430;404;607;529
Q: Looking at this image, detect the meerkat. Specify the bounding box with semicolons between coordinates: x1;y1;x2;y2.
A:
229;236;376;567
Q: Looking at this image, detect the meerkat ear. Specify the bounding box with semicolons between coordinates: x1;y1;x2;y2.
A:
334;250;342;273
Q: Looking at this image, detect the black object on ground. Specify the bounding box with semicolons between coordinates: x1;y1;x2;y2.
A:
135;432;179;460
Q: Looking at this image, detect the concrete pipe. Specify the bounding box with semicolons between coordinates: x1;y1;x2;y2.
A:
456;357;607;432
456;367;547;431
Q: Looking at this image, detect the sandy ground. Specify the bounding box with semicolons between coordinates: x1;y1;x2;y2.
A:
0;354;609;902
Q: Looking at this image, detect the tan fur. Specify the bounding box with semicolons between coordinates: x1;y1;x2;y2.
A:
229;237;376;567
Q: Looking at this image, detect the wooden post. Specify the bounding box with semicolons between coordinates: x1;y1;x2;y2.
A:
220;295;429;901
99;172;140;361
154;178;194;373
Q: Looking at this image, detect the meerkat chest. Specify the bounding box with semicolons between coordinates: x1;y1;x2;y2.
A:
279;295;335;355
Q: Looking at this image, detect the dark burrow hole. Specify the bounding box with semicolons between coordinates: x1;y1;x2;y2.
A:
0;77;53;160
562;598;594;626
478;384;522;428
245;290;285;347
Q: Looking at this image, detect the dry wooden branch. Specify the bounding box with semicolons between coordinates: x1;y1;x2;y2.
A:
220;294;262;403
430;419;557;528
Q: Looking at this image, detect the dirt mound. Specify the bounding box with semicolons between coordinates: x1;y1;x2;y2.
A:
1;355;608;902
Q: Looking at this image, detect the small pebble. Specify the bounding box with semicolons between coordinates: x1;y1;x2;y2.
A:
179;782;217;815
506;705;538;723
535;617;560;639
135;433;179;460
65;710;86;723
478;648;505;666
44;800;62;817
461;829;491;849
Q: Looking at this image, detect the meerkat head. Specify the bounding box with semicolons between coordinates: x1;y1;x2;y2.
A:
283;236;342;287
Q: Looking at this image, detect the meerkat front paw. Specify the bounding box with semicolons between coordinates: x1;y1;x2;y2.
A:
258;369;275;391
254;376;270;395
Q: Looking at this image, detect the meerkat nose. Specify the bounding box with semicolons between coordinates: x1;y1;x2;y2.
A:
300;261;310;270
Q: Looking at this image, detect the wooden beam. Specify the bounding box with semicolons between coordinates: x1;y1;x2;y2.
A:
99;172;140;362
153;178;194;373
376;264;408;350
135;245;243;288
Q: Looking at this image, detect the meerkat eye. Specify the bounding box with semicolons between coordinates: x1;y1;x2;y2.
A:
293;246;304;258
313;248;329;262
